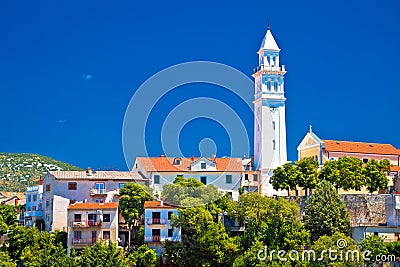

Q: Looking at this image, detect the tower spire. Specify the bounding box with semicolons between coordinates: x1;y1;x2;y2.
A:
267;19;271;30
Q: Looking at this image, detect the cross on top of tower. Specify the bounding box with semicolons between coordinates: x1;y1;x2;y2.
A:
267;19;271;30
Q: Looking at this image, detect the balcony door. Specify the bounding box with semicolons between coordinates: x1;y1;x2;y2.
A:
88;214;97;226
91;231;97;244
95;183;105;194
152;229;160;241
152;212;160;224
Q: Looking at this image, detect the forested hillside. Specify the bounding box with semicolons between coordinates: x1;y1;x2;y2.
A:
0;153;82;192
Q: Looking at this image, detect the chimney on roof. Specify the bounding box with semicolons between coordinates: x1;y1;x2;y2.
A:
160;154;166;157
243;154;247;159
39;177;43;186
191;155;194;161
86;167;93;176
160;197;164;207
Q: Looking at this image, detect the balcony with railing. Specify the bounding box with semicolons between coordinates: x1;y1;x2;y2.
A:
253;65;286;74
71;220;102;228
72;238;100;246
144;235;161;242
146;218;168;225
89;188;107;196
24;210;43;218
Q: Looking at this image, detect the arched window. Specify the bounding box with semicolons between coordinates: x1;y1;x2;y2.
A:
272;140;276;150
274;80;279;92
272;121;275;130
267;80;272;91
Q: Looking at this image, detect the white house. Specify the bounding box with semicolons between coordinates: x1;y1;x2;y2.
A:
67;202;119;250
133;156;245;200
144;200;181;255
42;169;146;232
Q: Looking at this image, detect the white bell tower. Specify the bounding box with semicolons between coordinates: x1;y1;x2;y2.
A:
253;25;288;196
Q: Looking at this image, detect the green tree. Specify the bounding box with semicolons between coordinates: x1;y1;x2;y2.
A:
310;232;362;266
360;234;389;265
162;177;221;206
304;180;351;242
3;225;39;261
320;156;364;191
0;205;17;226
296;157;319;195
271;163;298;195
0;215;8;235
127;244;157;267
119;183;153;228
197;223;239;266
0;251;17;267
363;159;389;193
78;242;127;267
165;205;236;267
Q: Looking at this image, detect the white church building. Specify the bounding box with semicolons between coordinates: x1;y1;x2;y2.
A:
253;25;288;196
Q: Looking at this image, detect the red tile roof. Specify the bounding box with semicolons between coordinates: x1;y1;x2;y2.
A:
49;171;145;181
391;166;400;172
136;157;244;172
323;140;400;155
144;201;179;209
67;202;118;210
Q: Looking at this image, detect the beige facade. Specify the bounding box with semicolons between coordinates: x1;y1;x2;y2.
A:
67;202;119;250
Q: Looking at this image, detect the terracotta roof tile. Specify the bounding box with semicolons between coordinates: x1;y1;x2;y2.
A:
323;140;400;155
49;171;146;181
136;157;244;172
144;201;179;209
68;202;118;210
391;166;400;172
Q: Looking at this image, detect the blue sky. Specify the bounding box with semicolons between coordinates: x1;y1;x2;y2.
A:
0;0;399;170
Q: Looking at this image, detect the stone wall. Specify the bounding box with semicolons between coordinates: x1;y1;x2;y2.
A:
285;194;390;227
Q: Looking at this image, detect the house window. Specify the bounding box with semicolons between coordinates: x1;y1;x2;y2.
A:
226;175;232;184
103;231;110;240
244;174;249;181
154;175;160;184
201;163;206;169
74;214;81;222
363;158;369;163
152;229;160;241
168;228;173;237
95;183;105;194
272;140;276;150
168;211;173;220
103;214;111;222
253;174;258;181
272;121;275;130
32;206;36;211
119;183;125;189
33;195;37;202
46;184;51;192
200;176;207;185
46;200;49;208
74;231;82;240
28;195;31;202
68;182;77;190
